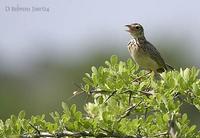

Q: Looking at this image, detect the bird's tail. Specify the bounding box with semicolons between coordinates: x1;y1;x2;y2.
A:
156;64;174;73
166;64;174;70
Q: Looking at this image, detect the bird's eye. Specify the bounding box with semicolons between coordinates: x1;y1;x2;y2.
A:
135;26;140;29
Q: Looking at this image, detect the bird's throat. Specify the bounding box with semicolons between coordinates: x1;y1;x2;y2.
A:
133;35;146;45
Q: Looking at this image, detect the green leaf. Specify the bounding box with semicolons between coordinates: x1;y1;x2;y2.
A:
192;83;200;96
62;102;68;111
18;111;25;119
91;66;98;74
83;77;93;86
127;58;133;67
84;84;90;92
193;98;200;110
92;74;98;86
102;111;111;123
50;112;60;122
70;104;77;114
62;102;70;115
163;113;169;122
161;96;168;111
105;60;111;67
184;68;190;82
85;73;91;78
1;56;200;137
75;111;82;120
182;113;187;123
82;120;92;129
188;125;196;134
110;55;118;66
61;114;70;123
97;96;104;104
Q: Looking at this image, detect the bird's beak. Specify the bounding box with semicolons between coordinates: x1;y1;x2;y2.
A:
125;25;131;28
125;25;131;32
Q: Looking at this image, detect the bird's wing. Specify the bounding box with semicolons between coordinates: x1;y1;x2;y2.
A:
144;41;167;69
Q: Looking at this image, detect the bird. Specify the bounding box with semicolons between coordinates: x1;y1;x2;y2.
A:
125;23;173;73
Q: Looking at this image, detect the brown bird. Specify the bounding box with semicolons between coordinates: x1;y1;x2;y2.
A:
125;23;173;73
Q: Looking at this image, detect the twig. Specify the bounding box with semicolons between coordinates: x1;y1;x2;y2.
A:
29;123;40;135
120;90;153;97
72;83;112;95
68;91;85;100
90;89;113;94
117;101;143;122
128;92;132;105
136;125;142;138
120;90;136;94
67;83;86;100
22;130;137;138
168;113;177;138
85;94;90;103
104;90;117;103
132;71;151;82
74;83;85;92
144;106;148;120
153;131;168;137
100;127;112;133
138;90;154;97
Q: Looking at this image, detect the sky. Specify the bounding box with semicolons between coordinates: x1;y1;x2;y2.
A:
0;0;200;72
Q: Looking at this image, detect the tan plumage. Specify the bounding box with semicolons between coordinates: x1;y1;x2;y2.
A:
126;23;172;72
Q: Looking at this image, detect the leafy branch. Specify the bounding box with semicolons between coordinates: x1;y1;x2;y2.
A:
0;55;200;138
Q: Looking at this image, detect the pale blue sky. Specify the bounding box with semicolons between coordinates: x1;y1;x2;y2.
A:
0;0;200;71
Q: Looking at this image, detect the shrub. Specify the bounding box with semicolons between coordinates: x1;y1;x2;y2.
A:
1;55;200;138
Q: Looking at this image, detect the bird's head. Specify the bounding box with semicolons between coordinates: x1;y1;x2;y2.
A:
125;23;144;38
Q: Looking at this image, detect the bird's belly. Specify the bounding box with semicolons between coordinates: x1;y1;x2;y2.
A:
128;45;159;70
134;54;159;70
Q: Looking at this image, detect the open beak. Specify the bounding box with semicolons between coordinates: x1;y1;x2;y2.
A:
125;24;131;32
125;25;131;28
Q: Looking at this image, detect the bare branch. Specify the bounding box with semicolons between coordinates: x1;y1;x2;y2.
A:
120;90;153;97
153;131;168;137
118;101;143;122
132;71;151;82
104;90;117;103
168;113;177;138
22;130;137;138
128;92;132;105
29;123;40;135
138;90;154;97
